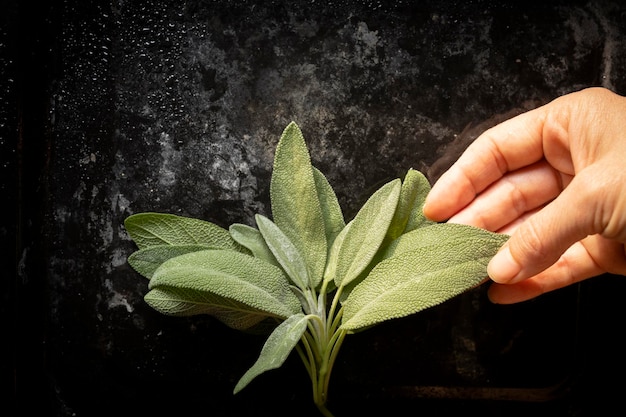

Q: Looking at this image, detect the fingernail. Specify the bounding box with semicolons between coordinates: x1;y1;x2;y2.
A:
488;246;522;283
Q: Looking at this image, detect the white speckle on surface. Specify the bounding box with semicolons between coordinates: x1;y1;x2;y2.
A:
105;278;134;313
157;132;181;187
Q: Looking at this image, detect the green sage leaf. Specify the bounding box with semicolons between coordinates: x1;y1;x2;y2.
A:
234;313;308;394
313;166;345;250
340;233;509;331
144;287;270;330
383;223;508;260
149;249;301;321
333;179;401;289
229;223;280;267
386;169;434;241
127;244;213;279
270;122;327;287
255;214;310;291
125;212;240;250
322;220;353;286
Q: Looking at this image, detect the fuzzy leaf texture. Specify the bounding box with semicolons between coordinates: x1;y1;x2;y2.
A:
340;231;510;331
124;212;241;250
229;223;280;267
255;214;310;291
148;250;301;324
233;313;309;394
322;221;353;287
312;167;346;251
270;122;328;287
333;179;401;289
127;244;215;279
145;287;272;331
387;168;435;240
382;223;503;259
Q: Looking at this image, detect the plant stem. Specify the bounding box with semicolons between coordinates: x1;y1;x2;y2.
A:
326;286;343;331
299;288;349;417
316;402;336;417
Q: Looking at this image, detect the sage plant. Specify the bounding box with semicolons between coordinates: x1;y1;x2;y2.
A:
124;122;508;416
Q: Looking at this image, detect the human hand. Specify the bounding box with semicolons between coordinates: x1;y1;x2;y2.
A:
423;87;626;304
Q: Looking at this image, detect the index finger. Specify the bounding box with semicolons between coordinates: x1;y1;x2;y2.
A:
423;106;548;221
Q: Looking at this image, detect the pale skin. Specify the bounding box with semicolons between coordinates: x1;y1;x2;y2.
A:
423;87;626;304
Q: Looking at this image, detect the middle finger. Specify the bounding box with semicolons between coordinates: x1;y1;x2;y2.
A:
446;160;566;231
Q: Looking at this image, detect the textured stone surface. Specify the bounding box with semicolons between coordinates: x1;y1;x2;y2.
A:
6;0;626;416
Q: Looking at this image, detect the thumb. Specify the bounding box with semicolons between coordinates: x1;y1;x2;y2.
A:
487;173;598;284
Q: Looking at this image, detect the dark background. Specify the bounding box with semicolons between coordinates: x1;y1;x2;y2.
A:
4;0;626;416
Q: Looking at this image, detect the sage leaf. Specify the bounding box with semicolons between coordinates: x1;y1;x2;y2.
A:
255;214;310;291
270;122;327;287
234;313;309;394
127;244;213;279
322;220;353;286
340;233;509;331
229;223;280;267
150;249;301;320
386;169;434;241
383;223;508;260
125;212;240;250
333;179;401;289
144;287;270;330
313;166;345;250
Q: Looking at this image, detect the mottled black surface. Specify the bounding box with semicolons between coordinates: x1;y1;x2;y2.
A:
4;0;626;416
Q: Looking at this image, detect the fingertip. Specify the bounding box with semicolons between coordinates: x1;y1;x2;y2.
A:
487;245;523;283
486;284;503;304
422;186;449;222
422;174;460;222
487;281;541;304
422;193;444;222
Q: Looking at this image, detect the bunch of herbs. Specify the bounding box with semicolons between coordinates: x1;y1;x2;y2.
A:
124;122;508;416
